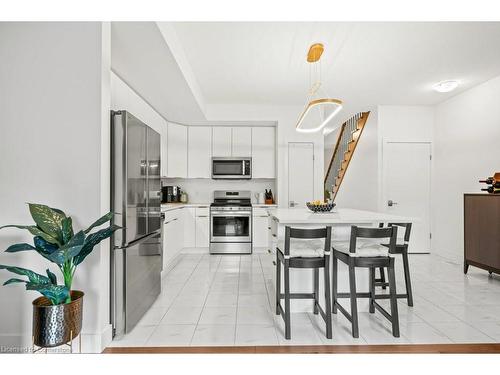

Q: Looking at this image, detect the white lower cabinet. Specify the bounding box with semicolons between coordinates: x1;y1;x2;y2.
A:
183;207;196;247
195;207;210;247
163;209;184;269
252;214;269;248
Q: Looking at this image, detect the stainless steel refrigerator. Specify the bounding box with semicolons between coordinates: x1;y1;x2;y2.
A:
110;110;162;337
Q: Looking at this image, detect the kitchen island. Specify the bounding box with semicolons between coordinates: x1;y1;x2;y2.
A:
264;207;414;312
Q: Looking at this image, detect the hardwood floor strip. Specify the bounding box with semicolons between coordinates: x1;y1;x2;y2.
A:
103;343;500;354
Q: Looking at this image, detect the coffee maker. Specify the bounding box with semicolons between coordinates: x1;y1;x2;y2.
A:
161;185;181;203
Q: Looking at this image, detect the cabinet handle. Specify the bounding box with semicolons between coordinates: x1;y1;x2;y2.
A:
267;249;271;254
267;227;271;230
272;261;276;266
272;234;277;238
197;215;208;218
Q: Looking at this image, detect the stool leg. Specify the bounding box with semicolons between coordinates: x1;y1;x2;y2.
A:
276;253;281;315
402;250;414;307
332;255;338;314
324;256;332;339
284;259;291;340
313;268;319;314
369;267;375;313
379;267;386;290
348;262;359;338
388;258;400;337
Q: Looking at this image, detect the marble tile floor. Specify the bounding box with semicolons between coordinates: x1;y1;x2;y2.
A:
110;249;500;347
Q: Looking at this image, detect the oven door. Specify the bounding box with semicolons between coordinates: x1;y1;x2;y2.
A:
210;211;252;243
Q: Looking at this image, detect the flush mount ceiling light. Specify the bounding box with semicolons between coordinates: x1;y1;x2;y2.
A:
433;80;459;93
296;43;343;133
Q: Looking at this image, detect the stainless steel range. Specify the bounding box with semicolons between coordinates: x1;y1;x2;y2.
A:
210;190;252;254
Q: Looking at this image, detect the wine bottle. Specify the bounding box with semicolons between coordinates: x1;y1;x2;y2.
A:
479;177;495;184
481;187;500;194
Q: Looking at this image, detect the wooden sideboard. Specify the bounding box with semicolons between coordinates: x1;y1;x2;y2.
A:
464;194;500;274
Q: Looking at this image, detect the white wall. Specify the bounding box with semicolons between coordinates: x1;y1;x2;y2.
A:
206;104;325;207
433;75;500;260
0;22;111;352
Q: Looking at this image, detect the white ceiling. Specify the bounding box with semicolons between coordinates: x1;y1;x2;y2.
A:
169;22;500;129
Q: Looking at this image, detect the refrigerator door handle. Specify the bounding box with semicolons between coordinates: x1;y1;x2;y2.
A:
118;230;161;250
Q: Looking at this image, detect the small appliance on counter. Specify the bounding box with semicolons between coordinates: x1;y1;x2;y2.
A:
161;185;181;203
180;191;188;203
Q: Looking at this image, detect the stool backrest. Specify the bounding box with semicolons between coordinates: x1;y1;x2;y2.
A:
349;225;398;254
284;226;332;256
378;222;412;245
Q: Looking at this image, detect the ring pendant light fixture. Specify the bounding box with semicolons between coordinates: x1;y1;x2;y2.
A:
295;43;343;133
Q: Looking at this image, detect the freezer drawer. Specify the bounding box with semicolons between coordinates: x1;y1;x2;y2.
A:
112;231;162;337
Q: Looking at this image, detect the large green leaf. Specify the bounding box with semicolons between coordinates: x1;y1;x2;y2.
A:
84;212;113;234
45;230;85;265
46;269;57;285
26;282;70;305
0;265;51;284
28;203;65;244
3;278;26;286
5;243;37;253
0;225;61;246
61;217;74;244
33;236;59;263
74;224;120;265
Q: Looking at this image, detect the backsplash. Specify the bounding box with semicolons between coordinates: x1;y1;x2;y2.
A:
162;178;276;204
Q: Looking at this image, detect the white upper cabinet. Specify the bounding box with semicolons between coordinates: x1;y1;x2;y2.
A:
167;123;188;178
252;127;275;178
160;124;168;177
188;126;212;178
231;127;252;157
212;127;232;157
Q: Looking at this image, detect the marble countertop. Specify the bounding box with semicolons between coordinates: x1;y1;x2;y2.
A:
270;208;413;225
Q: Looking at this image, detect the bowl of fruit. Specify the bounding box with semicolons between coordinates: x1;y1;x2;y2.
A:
306;200;336;213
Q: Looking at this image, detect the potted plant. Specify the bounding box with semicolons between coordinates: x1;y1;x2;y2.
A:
0;203;119;348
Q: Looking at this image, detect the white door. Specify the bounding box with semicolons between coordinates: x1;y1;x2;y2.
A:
188;126;212;178
212;127;232;157
383;141;431;253
252;127;275;178
232;127;252;157
288;142;314;208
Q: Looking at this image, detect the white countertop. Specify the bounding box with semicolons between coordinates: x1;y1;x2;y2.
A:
161;203;209;212
270;208;413;225
252;204;278;208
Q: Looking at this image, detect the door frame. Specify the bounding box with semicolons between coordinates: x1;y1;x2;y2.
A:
380;140;432;253
287;141;315;208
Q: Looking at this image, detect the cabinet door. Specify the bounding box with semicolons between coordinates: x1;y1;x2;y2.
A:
212;127;232;157
183;207;196;248
232;127;252;157
188;127;212;178
173;215;184;257
163;219;175;269
167;123;188;178
252;215;268;248
195;216;210;247
252;127;275;178
160;124;168;177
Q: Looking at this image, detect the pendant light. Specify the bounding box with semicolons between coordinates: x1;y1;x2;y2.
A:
295;43;343;133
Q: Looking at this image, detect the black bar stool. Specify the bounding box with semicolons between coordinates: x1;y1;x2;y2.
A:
332;225;400;338
276;226;332;340
375;223;414;306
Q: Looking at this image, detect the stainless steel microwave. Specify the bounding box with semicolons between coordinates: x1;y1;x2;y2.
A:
212;157;252;179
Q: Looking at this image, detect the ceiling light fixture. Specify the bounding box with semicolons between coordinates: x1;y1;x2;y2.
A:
296;43;343;133
433;80;459;93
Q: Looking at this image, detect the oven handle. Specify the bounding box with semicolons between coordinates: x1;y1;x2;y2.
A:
210;211;252;217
